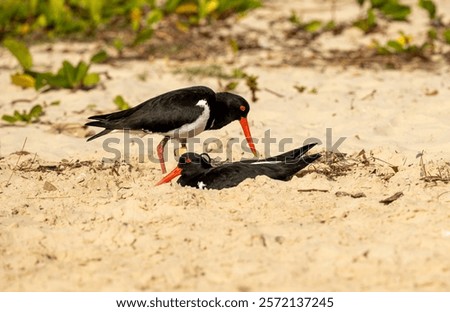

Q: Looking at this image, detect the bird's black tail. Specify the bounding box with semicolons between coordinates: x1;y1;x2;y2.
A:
86;128;113;141
85;119;113;141
241;143;319;164
275;153;321;181
85;108;140;141
295;153;321;170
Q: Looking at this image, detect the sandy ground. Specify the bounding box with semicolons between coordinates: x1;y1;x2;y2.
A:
1;0;449;291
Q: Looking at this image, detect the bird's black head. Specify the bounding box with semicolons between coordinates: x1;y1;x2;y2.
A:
212;92;257;156
177;152;212;173
155;152;212;185
213;92;250;128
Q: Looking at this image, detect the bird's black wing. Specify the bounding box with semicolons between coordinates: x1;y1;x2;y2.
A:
239;143;318;164
196;164;261;190
86;86;216;140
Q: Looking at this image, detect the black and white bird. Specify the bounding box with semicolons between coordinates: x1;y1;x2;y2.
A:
86;86;257;173
156;143;321;190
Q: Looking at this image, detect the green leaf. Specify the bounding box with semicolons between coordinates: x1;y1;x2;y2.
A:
113;38;124;52
418;0;436;20
29;105;43;118
370;0;385;8
62;60;77;87
14;110;23;120
354;8;377;33
45;74;71;89
82;73;100;87
443;29;450;45
87;0;104;24
164;0;184;13
10;73;36;88
90;50;108;64
113;95;131;110
224;81;239;91
75;61;89;85
304;20;322;32
427;28;437;40
232;68;246;79
130;7;142;32
2;105;43;124
380;3;411;21
367;8;376;27
324;20;336;31
34;72;54;90
2;115;18;123
198;0;207;20
146;9;163;25
3;38;33;70
387;40;404;52
22;113;31;123
133;28;154;46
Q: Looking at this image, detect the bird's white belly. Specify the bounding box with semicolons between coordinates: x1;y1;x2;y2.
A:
161;99;210;139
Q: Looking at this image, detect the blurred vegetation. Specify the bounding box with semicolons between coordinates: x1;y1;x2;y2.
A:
113;95;131;110
4;38;103;90
2;104;43;124
0;0;261;45
288;0;450;55
1;0;450;126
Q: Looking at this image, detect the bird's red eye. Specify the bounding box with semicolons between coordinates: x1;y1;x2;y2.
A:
240;105;246;112
185;158;191;163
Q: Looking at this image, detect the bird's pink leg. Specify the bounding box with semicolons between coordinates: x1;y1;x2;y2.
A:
157;137;170;173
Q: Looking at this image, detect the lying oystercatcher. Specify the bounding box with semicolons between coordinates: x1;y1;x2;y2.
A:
156;143;321;190
86;86;257;173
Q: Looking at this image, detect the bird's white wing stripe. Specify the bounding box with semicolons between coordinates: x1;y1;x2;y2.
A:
161;99;210;139
250;160;283;165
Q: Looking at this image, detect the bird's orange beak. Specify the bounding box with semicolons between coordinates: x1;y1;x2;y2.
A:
155;166;182;186
239;117;258;156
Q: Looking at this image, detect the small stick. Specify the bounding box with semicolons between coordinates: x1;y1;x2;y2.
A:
264;88;285;98
5;138;28;187
298;188;329;193
11;94;39;105
379;191;403;205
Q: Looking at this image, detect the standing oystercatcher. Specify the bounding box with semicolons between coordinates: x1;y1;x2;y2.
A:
86;86;257;173
156;143;321;189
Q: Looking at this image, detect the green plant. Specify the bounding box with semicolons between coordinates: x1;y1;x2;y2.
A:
354;8;377;33
0;0;261;49
354;0;411;33
372;32;430;56
3;38;32;69
3;38;101;90
294;85;318;94
357;0;411;21
31;59;100;90
289;11;336;34
113;95;131;110
444;29;450;44
167;0;261;25
90;50;109;64
244;74;259;102
2;104;43;124
418;0;436;20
